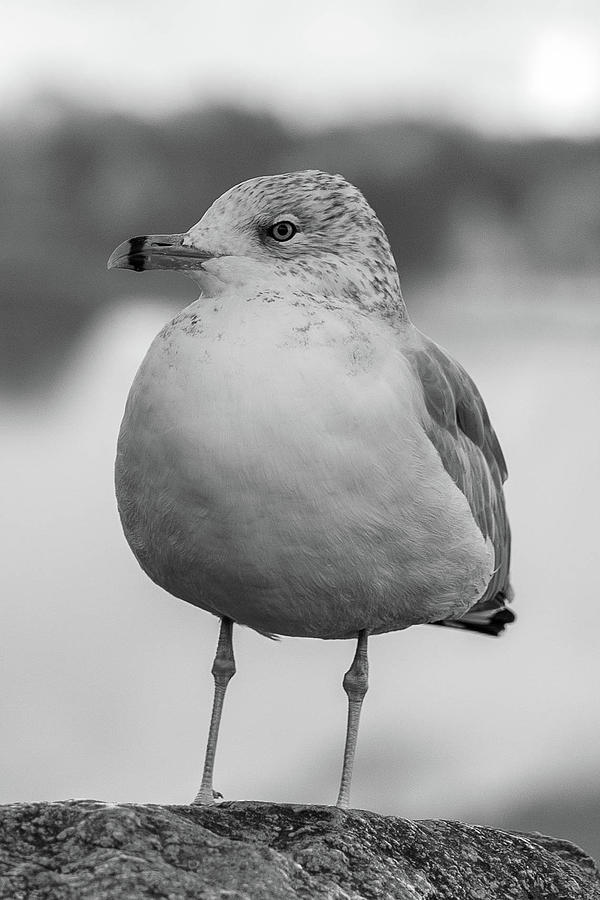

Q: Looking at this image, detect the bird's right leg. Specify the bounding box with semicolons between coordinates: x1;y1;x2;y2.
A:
336;629;369;809
192;616;236;805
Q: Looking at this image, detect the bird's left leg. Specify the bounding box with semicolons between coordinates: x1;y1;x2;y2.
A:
336;629;369;809
192;616;236;805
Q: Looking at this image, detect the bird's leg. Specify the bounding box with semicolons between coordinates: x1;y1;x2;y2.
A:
336;629;369;809
192;616;236;805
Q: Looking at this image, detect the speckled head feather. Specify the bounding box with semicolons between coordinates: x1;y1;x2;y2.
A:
185;170;406;319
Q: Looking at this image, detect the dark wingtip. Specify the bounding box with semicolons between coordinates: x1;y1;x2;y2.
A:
433;606;516;637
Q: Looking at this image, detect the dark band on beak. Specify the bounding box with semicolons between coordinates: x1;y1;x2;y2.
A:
127;236;150;272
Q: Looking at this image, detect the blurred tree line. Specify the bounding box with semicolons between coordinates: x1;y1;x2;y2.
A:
2;98;599;392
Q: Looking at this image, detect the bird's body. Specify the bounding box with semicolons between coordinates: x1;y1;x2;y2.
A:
108;170;514;807
117;291;495;639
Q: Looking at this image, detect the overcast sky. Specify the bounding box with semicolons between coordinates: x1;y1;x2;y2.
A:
4;0;600;135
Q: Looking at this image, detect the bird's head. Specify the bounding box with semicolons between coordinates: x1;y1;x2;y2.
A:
108;170;403;315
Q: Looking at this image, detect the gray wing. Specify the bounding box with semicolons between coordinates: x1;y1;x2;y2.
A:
407;332;514;634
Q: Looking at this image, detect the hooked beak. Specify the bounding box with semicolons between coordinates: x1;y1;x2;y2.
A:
107;234;215;273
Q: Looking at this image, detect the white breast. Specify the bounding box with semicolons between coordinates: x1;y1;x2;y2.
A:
116;292;493;639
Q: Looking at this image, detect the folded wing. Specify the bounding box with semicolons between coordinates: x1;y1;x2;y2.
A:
407;332;514;635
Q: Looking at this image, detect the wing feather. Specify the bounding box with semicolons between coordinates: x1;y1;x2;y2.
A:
407;332;513;626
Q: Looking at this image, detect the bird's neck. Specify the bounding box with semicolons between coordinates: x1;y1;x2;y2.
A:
274;257;409;324
188;255;410;325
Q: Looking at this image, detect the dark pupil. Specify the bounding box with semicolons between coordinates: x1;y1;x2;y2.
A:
271;221;295;241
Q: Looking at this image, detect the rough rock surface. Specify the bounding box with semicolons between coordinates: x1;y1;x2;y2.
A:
1;800;598;899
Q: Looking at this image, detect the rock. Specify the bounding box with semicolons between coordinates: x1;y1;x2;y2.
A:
0;800;598;899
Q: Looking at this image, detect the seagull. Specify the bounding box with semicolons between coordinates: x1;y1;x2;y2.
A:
108;170;514;809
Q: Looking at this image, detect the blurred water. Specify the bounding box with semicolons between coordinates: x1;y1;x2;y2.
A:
2;273;599;854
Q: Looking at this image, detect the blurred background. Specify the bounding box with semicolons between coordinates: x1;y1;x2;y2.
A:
2;0;600;862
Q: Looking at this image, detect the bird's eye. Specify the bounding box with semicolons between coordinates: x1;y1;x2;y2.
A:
268;221;297;242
